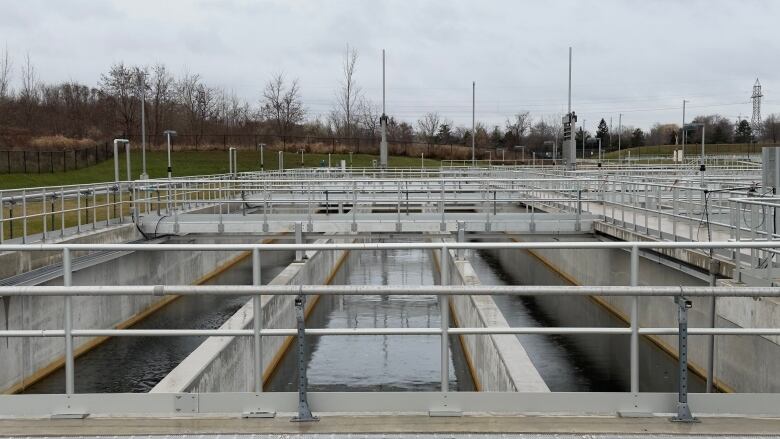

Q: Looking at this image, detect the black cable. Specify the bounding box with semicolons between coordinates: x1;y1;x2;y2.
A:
153;215;169;238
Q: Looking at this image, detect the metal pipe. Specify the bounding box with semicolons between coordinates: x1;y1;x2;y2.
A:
1;284;778;297
252;247;263;393
440;246;449;392
1;240;779;252
63;248;74;395
2;326;780;338
630;245;639;393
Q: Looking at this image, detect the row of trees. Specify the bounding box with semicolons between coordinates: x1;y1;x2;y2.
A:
1;45;779;156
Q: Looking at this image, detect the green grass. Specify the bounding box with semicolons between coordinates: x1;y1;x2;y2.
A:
601;143;764;160
0;150;440;190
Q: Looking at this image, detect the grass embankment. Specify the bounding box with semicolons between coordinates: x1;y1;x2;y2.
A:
0;150;439;190
0;150;439;240
602;143;764;160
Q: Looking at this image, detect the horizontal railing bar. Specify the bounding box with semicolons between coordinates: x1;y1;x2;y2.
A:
1;327;778;337
1;240;780;251
0;285;777;297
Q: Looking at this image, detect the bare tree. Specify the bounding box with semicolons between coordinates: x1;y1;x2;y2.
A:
334;44;361;138
19;52;40;129
149;63;174;137
0;44;11;101
99;62;142;135
357;98;380;137
260;72;305;141
416;112;441;143
505;111;532;142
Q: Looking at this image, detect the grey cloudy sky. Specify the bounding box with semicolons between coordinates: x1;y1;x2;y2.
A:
2;0;779;131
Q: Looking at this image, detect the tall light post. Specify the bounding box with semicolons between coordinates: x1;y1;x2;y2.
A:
685;122;706;187
140;72;148;180
471;81;476;166
597;137;602;167
681;100;688;161
617;113;623;162
163;130;176;179
581;119;586;159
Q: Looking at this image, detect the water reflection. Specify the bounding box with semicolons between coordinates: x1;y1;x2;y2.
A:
23;255;289;394
266;247;474;392
470;248;705;392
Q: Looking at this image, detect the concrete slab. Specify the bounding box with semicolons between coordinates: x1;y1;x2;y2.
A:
0;414;779;437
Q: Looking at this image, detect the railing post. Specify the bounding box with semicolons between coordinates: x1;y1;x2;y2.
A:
21;189;27;243
63;248;75;395
457;221;465;260
295;222;304;261
252;247;263;393
671;296;697;423
439;245;450;393
291;293;318;422
630;245;639;394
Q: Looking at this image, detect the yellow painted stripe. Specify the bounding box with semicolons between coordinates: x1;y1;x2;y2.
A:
511;236;732;393
5;238;278;394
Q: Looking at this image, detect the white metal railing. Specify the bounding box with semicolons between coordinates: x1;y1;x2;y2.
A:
1;240;779;420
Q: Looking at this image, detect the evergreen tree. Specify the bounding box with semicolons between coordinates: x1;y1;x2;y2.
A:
596;118;609;145
630;128;645;147
734;119;753;143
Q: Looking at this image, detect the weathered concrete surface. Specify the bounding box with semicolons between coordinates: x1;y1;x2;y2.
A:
0;235;271;394
1;413;780;436
491;234;780;393
437;244;549;392
152;238;350;393
0;223;141;279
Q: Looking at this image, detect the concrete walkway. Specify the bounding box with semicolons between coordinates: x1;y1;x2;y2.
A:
1;415;779;437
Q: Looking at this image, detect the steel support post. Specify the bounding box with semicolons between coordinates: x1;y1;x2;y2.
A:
630;245;639;393
63;248;75;395
295;222;304;261
252;248;263;393
706;260;718;393
457;221;465;260
671;296;697;423
291;294;317;422
440;246;450;392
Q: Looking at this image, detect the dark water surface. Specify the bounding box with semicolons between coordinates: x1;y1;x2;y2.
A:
469;249;706;393
23;255;289;394
266;247;475;392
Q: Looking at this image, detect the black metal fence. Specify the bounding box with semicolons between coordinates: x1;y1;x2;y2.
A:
0;142;111;174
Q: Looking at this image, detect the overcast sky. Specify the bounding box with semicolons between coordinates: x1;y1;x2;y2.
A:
2;0;779;132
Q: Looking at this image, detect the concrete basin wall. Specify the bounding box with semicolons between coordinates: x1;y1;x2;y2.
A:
490;234;780;393
0;234;268;394
439;245;549;392
152;239;349;393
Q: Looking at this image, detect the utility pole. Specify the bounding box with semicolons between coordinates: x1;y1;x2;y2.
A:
581;119;586;160
471;81;475;166
562;46;577;170
682;100;688;160
379;49;388;169
140;72;148;180
618;113;622;161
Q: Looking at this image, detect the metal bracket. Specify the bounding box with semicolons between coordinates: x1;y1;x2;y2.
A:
242;410;276;418
291;294;318;423
671;296;699;423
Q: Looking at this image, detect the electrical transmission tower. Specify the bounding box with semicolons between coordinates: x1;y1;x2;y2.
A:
752;78;763;137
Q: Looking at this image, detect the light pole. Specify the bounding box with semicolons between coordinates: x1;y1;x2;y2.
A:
163;130;176;179
140;72;148;180
685;122;706;187
581;119;586;160
618;113;623;162
471;81;475;166
681;100;688;161
113;139;129;183
597;137;602;167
